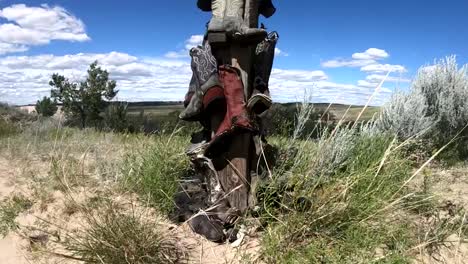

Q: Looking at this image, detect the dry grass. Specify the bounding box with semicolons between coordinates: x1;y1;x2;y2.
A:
2;74;468;264
254;92;468;263
0;118;188;263
39;198;184;264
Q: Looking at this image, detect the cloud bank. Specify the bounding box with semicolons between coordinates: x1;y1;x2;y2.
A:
0;4;404;106
0;50;394;106
0;4;90;54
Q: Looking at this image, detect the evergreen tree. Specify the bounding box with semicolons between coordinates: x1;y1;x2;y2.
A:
35;96;58;117
50;61;117;128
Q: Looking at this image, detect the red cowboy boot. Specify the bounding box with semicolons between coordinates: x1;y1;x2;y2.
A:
213;65;254;141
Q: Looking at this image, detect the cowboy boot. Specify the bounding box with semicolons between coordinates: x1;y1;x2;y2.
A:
207;0;266;41
189;214;226;242
247;31;279;115
179;42;222;121
200;0;277;18
182;74;197;109
197;0;212;12
213;65;253;141
207;0;226;32
259;0;276;18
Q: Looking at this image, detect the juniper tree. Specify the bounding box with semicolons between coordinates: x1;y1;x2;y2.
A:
50;61;117;128
35;96;58;117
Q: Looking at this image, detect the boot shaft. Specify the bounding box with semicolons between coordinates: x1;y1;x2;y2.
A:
225;0;245;18
210;0;245;33
210;0;246;20
180;42;221;121
208;0;226;31
209;0;266;41
211;0;226;18
254;31;279;91
214;65;253;139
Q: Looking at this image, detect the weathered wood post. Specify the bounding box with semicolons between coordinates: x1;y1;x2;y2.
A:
208;7;258;217
207;0;260;215
179;0;277;242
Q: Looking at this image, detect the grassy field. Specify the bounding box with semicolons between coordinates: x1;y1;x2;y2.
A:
1;99;468;263
124;102;379;122
1;56;466;263
121;102;380;138
127;104;185;117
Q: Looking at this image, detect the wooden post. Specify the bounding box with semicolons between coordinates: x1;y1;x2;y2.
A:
208;0;260;214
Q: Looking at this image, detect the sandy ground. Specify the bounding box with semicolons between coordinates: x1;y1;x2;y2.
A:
15;105;64;119
0;158;30;264
0;156;259;264
412;166;468;264
429;167;468;210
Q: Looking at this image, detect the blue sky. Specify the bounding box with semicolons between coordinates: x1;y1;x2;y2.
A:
1;0;467;105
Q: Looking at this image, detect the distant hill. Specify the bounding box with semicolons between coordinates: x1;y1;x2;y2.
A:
124;101;183;107
15;101;380;122
17;101;373;109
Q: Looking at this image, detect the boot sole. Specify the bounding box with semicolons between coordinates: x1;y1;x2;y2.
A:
247;95;272;115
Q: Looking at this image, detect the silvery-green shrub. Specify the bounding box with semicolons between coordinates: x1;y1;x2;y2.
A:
375;56;468;148
374;89;435;139
413;56;468;140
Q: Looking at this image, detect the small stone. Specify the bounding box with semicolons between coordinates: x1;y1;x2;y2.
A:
29;234;49;247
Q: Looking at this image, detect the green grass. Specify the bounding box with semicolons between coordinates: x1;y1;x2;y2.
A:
2;101;466;263
0;117;187;262
326;104;380;122
0;103;23;138
122;133;189;215
0;118;19;138
255;120;466;263
0;194;33;236
257;133;412;262
49;200;182;264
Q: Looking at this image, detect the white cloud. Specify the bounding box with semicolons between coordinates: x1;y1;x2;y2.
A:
357;80;390;89
352;48;389;60
274;47;288;57
0;42;28;55
0;51;393;106
271;69;328;82
0;52;192;104
164;51;188;59
322;48;390;68
322;58;376;68
164;34;204;59
0;27;397;107
184;35;204;50
0;4;89;54
361;64;407;73
365;74;411;83
269;69;392;105
358;73;411;90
